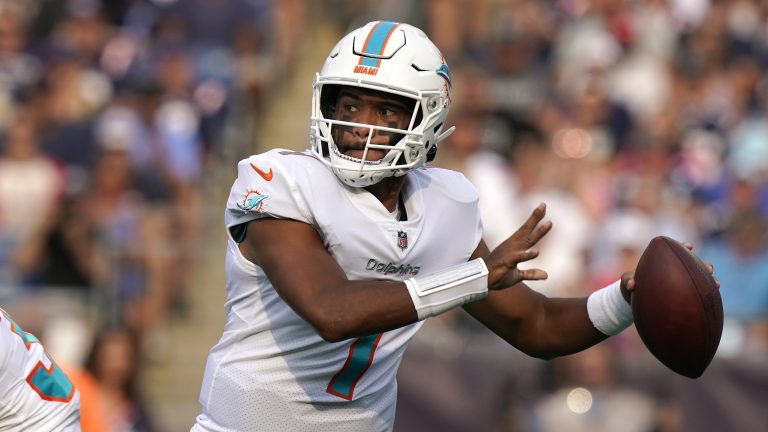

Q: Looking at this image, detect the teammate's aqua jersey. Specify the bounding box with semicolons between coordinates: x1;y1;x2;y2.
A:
194;149;482;432
0;308;80;431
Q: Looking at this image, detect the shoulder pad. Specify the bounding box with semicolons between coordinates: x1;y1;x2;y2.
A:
415;167;479;204
224;149;320;228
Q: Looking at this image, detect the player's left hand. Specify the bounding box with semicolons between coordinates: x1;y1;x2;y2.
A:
620;242;719;304
486;202;552;290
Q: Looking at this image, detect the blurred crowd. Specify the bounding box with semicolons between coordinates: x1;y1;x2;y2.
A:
1;0;768;431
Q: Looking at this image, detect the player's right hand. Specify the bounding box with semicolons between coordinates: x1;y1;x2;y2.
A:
620;242;719;304
485;202;551;290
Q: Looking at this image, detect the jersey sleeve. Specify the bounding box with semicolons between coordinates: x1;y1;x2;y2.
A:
224;151;315;230
420;167;484;255
449;170;484;254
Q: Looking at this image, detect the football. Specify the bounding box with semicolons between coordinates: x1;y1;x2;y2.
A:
631;236;723;378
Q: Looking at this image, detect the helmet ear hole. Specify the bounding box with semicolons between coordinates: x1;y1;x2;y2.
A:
426;144;437;162
425;122;443;162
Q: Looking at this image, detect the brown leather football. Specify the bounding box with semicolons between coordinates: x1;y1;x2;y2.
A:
632;236;723;378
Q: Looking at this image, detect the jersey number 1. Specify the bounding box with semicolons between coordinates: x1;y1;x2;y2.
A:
1;310;75;402
326;333;383;400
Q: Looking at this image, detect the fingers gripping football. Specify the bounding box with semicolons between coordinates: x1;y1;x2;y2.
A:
487;203;552;290
622;242;720;303
682;243;719;289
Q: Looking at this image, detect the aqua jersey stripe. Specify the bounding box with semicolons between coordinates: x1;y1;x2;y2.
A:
327;333;381;399
359;21;399;67
6;314;39;348
28;362;74;400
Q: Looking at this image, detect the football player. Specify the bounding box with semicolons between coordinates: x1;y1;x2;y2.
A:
0;308;80;431
192;21;710;431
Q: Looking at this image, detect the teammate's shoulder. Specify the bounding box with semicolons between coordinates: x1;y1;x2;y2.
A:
412;166;478;203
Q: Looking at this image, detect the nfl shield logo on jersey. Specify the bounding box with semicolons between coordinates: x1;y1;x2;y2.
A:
397;231;408;250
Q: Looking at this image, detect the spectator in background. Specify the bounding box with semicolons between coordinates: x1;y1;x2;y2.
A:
96;85;173;201
78;146;174;336
36;49;109;178
37;193;97;290
0;2;42;131
0;113;64;287
81;326;155;432
699;207;768;356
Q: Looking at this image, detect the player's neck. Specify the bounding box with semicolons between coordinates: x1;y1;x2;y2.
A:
365;175;406;214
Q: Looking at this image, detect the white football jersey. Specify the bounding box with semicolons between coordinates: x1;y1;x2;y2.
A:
194;149;482;432
0;309;80;431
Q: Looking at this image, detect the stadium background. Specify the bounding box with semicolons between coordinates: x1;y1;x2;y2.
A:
0;0;767;431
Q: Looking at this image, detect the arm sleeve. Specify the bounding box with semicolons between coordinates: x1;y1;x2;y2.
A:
224;154;314;230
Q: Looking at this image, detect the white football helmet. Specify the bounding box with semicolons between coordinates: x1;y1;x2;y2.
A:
310;21;454;187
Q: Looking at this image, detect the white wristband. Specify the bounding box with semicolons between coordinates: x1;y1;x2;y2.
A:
587;279;633;336
405;258;489;320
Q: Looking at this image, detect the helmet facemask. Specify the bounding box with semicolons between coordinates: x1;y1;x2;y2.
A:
310;22;454;188
312;82;437;187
